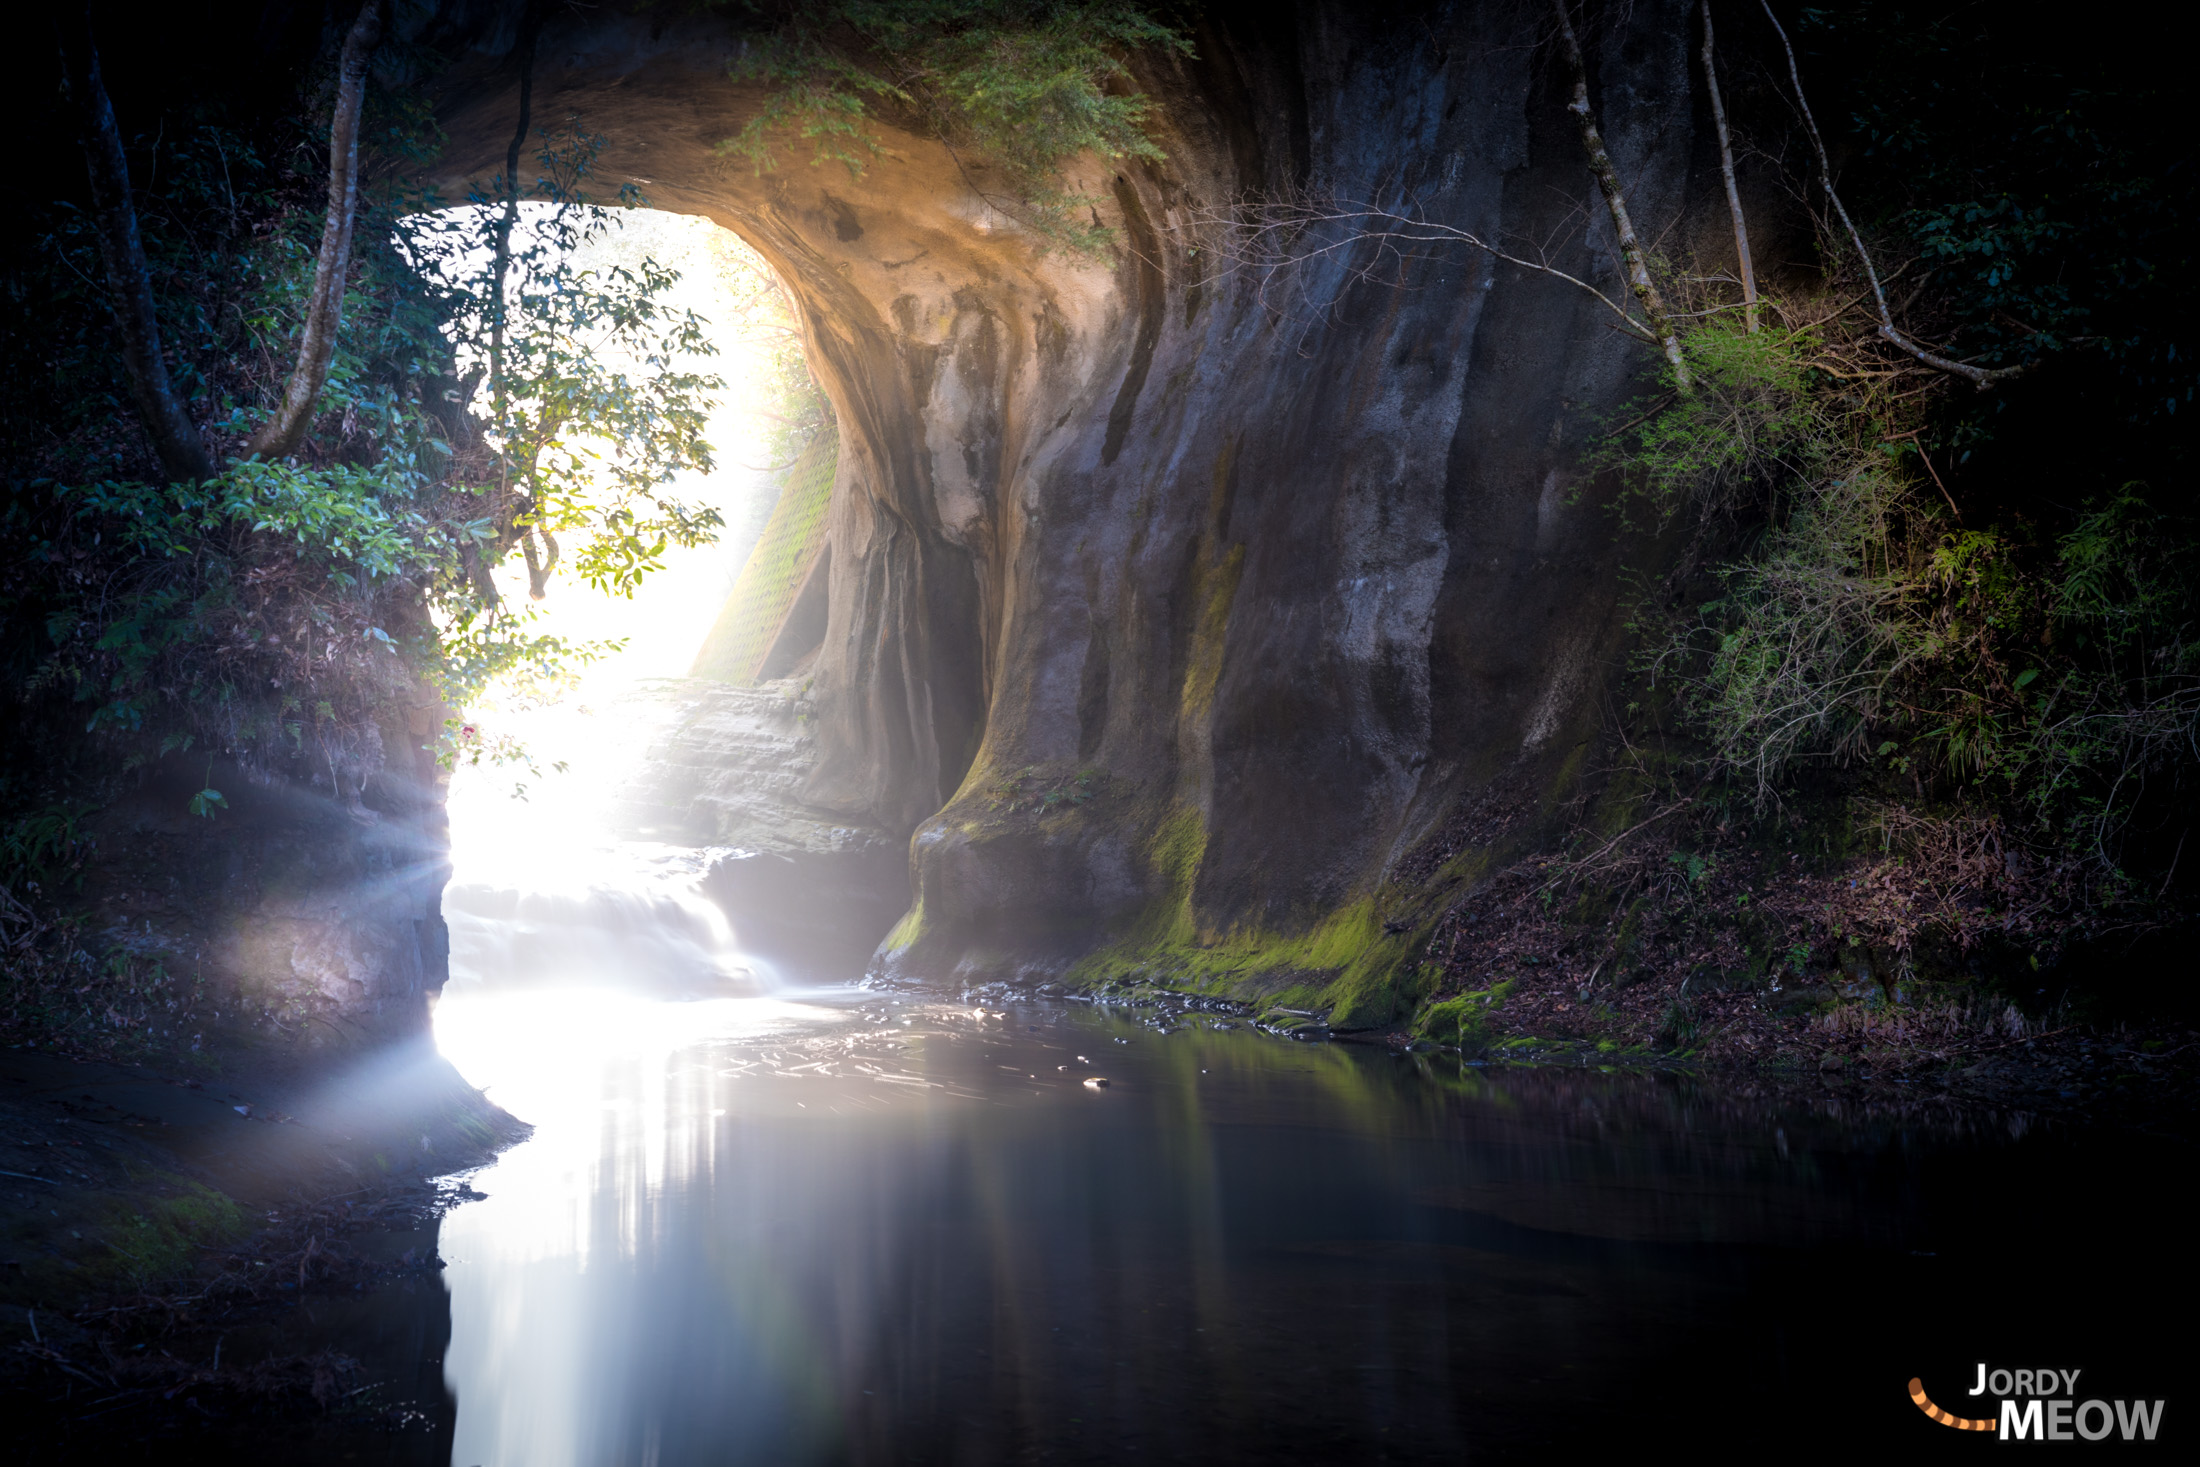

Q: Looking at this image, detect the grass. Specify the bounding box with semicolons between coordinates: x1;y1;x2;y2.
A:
101;1182;251;1291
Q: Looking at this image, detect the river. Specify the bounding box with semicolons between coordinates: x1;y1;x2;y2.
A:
415;972;2184;1463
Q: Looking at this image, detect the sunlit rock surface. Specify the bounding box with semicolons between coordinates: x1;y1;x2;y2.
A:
418;0;1721;1017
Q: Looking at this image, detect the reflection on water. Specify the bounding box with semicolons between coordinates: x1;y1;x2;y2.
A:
431;984;2187;1463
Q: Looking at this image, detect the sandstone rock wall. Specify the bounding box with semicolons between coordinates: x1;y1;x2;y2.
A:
425;0;1725;1020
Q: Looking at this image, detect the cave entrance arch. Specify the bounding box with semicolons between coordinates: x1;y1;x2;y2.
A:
424;3;1694;1004
427;10;1143;842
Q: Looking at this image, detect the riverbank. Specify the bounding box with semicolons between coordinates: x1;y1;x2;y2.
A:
1;1035;522;1449
970;968;2200;1138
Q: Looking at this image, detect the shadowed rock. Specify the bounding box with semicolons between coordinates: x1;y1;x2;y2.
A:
413;0;1721;1022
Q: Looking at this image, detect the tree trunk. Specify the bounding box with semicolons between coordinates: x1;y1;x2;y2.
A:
243;0;385;460
521;527;558;600
483;4;547;608
1700;1;1757;333
1547;0;1690;386
55;6;215;484
488;4;544;457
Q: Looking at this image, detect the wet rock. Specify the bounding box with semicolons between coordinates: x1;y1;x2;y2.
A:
601;680;909;974
1257;1010;1332;1040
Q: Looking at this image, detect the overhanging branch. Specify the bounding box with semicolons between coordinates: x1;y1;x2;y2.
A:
1759;0;2028;390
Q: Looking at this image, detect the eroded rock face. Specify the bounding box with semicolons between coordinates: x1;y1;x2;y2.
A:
426;1;1718;1020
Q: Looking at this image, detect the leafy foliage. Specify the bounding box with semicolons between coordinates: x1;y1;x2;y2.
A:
722;1;1192;252
2018;496;2200;844
1602;322;1823;531
0;806;91;892
404;131;726;601
1618;318;2198;903
2;106;728;793
1804;2;2198;421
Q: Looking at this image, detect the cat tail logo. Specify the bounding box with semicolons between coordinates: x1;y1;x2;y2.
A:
1908;1379;1996;1432
1908;1372;2168;1441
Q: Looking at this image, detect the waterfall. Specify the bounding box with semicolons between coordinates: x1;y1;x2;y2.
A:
443;840;761;998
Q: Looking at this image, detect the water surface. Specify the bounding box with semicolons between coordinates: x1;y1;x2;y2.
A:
429;984;2187;1463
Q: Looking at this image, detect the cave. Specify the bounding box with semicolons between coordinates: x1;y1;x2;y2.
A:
7;1;2194;1457
410;0;1709;1023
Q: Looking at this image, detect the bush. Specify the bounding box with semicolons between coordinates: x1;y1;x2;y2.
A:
722;1;1192;253
3;106;725;795
1614;314;2198;932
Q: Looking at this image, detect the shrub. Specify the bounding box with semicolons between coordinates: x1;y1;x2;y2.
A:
722;1;1192;253
1616;313;2198;917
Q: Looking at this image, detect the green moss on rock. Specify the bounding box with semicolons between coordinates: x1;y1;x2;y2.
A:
1413;979;1516;1049
1062;803;1440;1028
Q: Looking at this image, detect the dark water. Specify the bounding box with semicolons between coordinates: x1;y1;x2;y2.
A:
413;985;2187;1464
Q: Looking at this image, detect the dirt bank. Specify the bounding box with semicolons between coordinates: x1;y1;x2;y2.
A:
1;1038;521;1453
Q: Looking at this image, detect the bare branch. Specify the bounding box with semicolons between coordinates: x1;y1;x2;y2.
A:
1548;0;1690;385
1175;193;1655;342
1882;426;1963;522
54;5;215;483
244;1;386;459
1758;0;2027;390
1700;0;1758;332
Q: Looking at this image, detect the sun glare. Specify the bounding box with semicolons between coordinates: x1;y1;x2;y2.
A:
432;987;842;1110
433;209;817;1044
